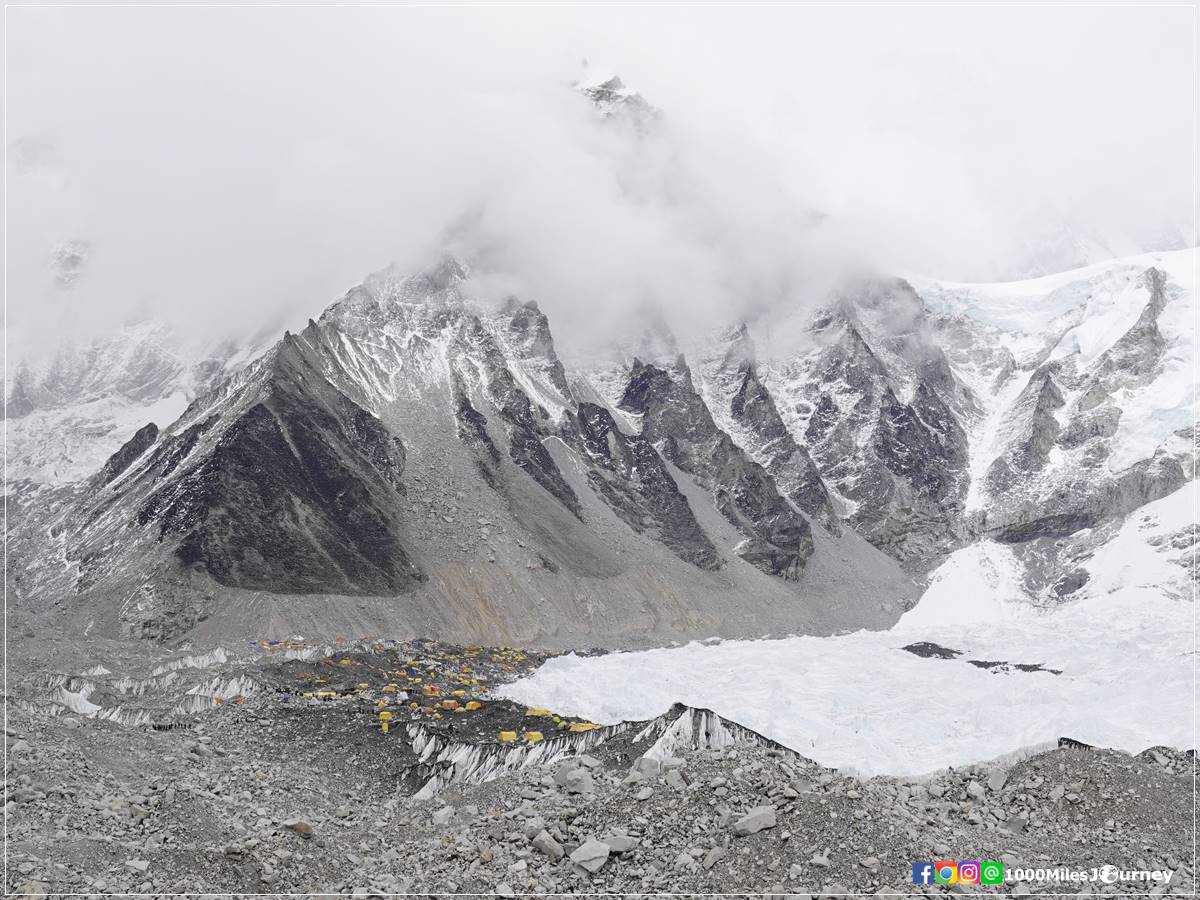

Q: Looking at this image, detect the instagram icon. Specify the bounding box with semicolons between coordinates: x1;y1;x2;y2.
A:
959;861;982;884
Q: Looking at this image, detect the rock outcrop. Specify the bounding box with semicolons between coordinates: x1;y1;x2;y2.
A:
619;358;814;579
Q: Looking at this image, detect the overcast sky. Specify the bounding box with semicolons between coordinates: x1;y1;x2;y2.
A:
6;4;1195;360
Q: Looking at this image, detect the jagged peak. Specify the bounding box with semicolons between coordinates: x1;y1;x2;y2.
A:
621;354;699;414
317;254;476;337
500;296;541;315
722;321;751;343
334;253;471;310
670;353;696;387
717;320;757;370
575;62;625;92
574;62;627;95
411;255;470;293
575;65;660;126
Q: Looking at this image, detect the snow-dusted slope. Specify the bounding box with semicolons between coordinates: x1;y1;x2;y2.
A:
502;480;1195;775
5;322;267;489
918;248;1193;521
6;391;190;489
698;248;1193;578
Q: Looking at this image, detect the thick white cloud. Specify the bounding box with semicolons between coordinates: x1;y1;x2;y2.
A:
6;5;1194;361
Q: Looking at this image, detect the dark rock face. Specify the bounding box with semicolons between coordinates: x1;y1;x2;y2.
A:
730;363;838;531
619;359;814;579
901;641;961;659
136;339;423;595
451;376;502;484
789;282;972;566
875;382;968;503
1053;570;1089;597
2;374;36;419
568;402;721;570
95;422;159;487
1059;405;1121;450
156;415;221;479
462;317;582;518
507;426;582;515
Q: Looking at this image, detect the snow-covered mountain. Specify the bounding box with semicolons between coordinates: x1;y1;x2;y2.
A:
753;277;977;567
5;323;267;489
7;245;1192;650
916;249;1193;602
7;256;915;645
575;69;661;131
5;72;1193;655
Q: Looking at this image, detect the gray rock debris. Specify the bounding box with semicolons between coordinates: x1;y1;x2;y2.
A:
569;838;610;873
3;656;1194;896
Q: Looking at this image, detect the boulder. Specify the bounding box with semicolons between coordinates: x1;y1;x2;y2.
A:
732;805;777;836
569;839;610;873
532;830;564;860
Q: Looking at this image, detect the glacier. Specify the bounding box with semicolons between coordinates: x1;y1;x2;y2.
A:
501;481;1195;776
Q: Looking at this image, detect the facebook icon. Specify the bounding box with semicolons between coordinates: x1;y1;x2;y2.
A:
912;862;935;885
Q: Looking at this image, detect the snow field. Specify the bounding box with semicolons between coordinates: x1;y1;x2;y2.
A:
502;484;1195;776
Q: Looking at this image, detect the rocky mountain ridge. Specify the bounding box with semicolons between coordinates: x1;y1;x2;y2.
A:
8;254;921;645
6;246;1194;645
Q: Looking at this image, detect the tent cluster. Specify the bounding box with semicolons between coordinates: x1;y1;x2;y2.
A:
495;708;598;743
255;639;308;651
402;685;487;723
263;638;595;743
